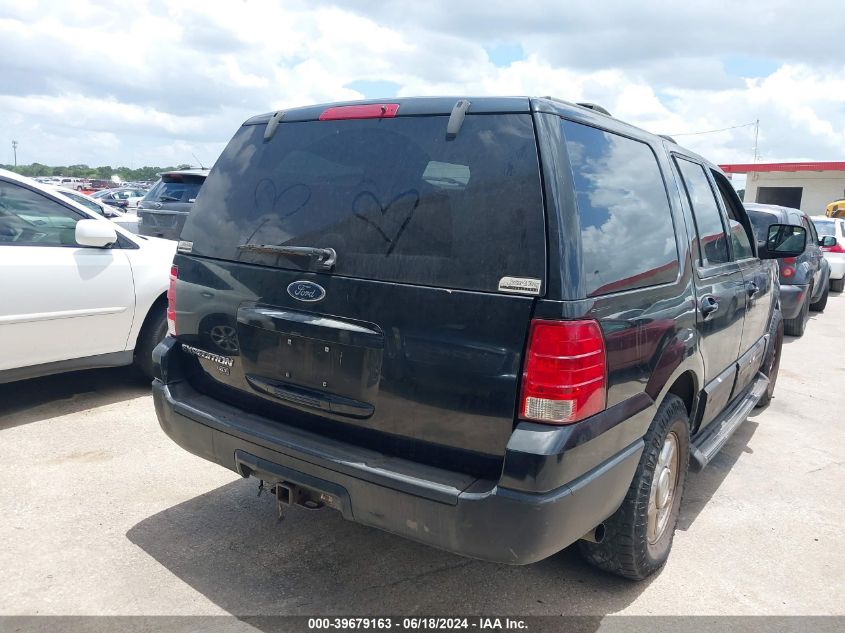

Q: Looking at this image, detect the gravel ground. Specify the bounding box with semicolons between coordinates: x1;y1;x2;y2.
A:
1;294;844;619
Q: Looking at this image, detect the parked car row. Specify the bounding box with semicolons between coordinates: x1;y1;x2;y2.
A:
744;203;834;336
51;186;140;233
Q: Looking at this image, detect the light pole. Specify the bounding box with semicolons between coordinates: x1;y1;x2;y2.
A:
11;140;18;167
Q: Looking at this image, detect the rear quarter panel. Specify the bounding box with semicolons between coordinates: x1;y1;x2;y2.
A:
123;237;176;350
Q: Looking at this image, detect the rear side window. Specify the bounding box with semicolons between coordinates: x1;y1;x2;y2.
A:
675;158;730;266
183;115;546;293
562;120;679;296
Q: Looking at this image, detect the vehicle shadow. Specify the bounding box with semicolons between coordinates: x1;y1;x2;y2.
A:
127;477;653;622
0;366;151;431
677;418;759;531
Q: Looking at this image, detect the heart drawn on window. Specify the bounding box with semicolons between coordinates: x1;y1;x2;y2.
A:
352;189;421;255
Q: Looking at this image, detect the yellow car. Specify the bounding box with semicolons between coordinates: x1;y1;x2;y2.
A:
826;199;845;218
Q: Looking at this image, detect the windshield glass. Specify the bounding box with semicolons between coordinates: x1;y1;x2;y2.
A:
182;114;546;292
63;191;105;215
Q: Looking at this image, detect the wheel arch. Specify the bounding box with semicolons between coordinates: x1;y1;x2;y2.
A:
133;291;167;349
644;326;704;430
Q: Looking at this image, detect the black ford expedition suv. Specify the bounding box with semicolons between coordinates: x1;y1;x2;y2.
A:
153;97;805;579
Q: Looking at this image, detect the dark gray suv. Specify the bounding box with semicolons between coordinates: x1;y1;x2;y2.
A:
745;203;831;336
137;168;209;240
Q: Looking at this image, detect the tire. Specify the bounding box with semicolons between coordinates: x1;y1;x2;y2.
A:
755;309;783;408
578;394;690;580
134;305;167;380
810;282;829;312
783;285;811;337
831;278;845;293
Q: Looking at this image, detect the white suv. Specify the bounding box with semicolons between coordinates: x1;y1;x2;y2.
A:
0;169;176;383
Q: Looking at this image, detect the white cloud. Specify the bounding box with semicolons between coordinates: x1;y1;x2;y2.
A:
0;0;843;167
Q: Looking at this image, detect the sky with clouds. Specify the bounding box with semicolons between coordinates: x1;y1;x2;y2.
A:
1;0;844;176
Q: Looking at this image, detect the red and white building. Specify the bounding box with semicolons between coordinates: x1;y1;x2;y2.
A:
720;162;845;214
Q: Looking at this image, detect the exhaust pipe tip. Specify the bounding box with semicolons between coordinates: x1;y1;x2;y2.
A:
580;524;606;544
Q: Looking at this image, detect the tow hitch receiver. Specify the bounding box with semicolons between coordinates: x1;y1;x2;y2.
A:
269;481;328;521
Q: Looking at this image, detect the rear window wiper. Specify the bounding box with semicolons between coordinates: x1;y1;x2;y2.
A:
157;195;182;202
237;244;337;270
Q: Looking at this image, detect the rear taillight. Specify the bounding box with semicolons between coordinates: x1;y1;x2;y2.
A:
520;319;607;425
166;265;177;336
822;243;845;253
780;257;796;278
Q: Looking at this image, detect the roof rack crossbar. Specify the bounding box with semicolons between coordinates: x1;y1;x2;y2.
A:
446;99;471;139
264;110;285;142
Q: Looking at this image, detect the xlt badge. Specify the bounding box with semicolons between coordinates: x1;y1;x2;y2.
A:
287;280;326;302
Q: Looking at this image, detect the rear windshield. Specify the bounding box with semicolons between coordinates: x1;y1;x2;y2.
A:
182;114;546;293
812;218;836;236
143;175;204;204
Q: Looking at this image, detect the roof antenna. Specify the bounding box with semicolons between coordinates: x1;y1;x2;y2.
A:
264;110;285;142
191;152;206;170
446;99;471;140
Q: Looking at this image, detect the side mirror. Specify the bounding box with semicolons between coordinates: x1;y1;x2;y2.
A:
821;235;837;248
758;223;806;259
75;219;117;248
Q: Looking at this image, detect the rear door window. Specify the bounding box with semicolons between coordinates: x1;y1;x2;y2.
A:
183;115;546;293
561;120;679;296
711;171;754;260
675;158;730;266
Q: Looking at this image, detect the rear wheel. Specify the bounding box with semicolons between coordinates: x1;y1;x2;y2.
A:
578;394;689;580
810;282;829;312
755;310;783;408
831;278;845;293
783;285;811;337
134;305;167;380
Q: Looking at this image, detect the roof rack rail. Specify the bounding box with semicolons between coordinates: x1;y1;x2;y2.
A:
658;134;678;144
575;102;612;116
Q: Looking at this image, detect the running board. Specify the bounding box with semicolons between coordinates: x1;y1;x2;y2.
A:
690;372;769;470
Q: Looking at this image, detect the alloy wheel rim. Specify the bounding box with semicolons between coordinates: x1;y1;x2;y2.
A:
210;325;239;353
647;431;680;544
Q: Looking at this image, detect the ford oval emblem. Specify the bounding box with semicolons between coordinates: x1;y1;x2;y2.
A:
287;280;326;302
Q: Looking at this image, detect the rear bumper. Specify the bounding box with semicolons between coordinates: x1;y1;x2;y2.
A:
779;284;808;319
152;338;648;564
